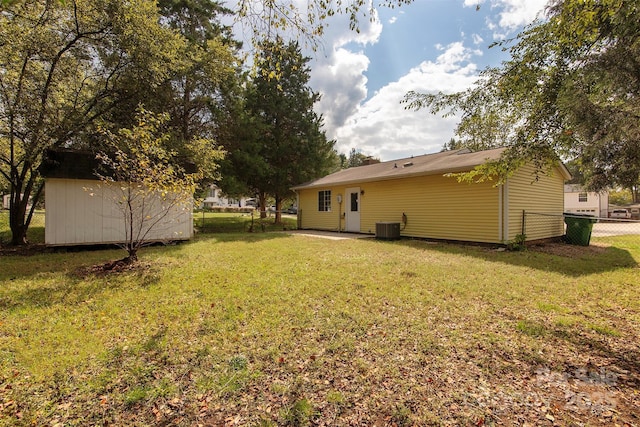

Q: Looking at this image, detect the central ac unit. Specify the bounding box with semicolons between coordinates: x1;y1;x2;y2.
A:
375;222;400;240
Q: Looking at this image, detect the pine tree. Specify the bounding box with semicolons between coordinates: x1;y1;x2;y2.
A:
219;39;337;222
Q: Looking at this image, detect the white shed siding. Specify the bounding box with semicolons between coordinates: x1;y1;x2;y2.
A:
45;178;193;246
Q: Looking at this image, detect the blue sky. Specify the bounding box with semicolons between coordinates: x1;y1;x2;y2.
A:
362;1;505;96
302;0;548;161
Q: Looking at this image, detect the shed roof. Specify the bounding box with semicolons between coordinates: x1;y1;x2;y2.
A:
40;149;106;180
293;147;513;190
40;148;198;180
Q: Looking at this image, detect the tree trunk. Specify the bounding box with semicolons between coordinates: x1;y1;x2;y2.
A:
8;160;42;246
125;240;139;264
9;182;29;246
274;195;282;224
10;222;28;246
258;192;267;219
124;252;138;264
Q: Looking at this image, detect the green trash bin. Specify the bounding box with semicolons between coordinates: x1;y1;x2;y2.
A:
564;213;598;246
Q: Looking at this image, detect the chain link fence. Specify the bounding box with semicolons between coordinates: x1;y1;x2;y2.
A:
1;209;298;245
3;210;637;246
521;211;565;240
195;210;298;234
524;211;640;241
590;217;640;237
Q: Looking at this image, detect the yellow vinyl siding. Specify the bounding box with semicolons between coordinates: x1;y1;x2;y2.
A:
506;164;565;241
294;154;568;245
298;174;501;243
298;186;347;231
361;174;500;243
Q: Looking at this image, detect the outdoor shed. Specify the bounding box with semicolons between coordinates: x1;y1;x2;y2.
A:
292;148;571;244
40;149;193;246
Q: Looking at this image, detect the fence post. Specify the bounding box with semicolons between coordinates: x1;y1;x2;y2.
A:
522;210;526;236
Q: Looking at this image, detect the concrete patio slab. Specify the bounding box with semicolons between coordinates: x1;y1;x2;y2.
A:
288;230;373;240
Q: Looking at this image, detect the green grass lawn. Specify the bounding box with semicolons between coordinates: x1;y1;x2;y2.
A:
0;211;294;245
0;229;639;425
194;211;297;233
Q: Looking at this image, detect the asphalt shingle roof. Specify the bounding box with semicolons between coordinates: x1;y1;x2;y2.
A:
293;147;508;190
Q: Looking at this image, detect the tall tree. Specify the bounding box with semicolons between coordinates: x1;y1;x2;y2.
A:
1;0;417;244
92;0;238;187
219;39;336;223
404;0;640;195
0;0;184;245
156;0;238;144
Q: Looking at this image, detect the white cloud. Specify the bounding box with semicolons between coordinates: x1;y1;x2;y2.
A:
309;6;383;132
307;0;547;162
464;0;547;36
320;4;383;48
493;0;547;29
311;48;370;131
329;43;480;161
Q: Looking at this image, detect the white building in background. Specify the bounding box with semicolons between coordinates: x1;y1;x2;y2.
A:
2;193;32;210
564;184;609;217
201;184;252;209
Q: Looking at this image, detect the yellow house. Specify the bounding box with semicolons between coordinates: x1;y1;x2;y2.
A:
292;148;571;244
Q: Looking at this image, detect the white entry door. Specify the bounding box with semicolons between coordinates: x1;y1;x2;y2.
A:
345;187;361;232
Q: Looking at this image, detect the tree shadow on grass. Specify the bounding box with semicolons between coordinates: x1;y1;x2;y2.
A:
0;230;291;274
0;231;293;310
190;229;296;244
0;262;162;311
518;319;640;387
390;239;637;277
558;330;640;385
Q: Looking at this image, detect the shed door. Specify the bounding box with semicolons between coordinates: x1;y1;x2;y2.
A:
345;187;360;232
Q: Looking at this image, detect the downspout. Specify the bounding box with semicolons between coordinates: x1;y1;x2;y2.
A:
502;180;510;243
337;194;343;232
295;190;301;229
498;183;503;243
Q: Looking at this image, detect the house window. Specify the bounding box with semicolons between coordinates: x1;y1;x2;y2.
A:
350;192;358;212
578;192;587;202
318;190;331;212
